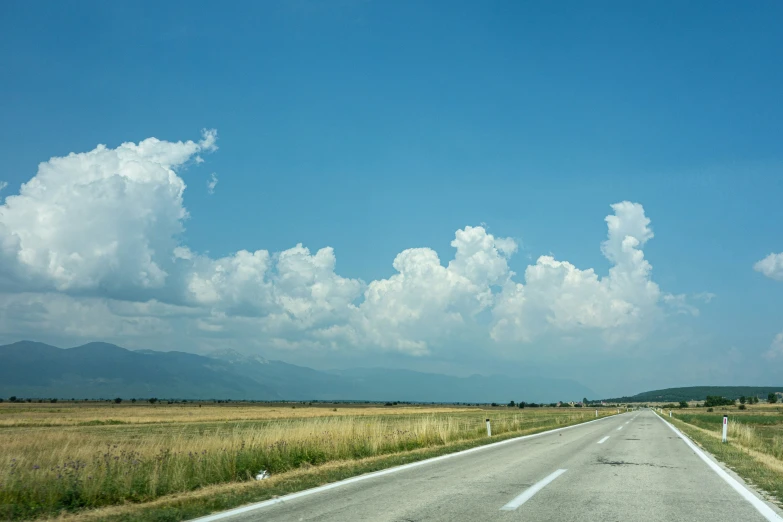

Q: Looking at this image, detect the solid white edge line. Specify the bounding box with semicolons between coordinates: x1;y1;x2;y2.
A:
499;468;567;511
598;436;610;444
654;412;783;522
189;412;629;522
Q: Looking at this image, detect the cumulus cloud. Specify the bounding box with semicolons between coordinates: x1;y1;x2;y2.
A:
207;173;218;195
491;202;661;344
0;129;217;296
0;132;700;358
754;253;783;281
347;226;516;354
185;244;363;330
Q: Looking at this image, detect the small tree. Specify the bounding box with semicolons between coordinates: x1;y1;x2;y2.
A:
131;398;137;403
739;396;746;405
9;396;17;403
769;393;778;404
114;397;122;404
148;397;158;404
508;400;515;407
678;401;688;409
518;401;526;409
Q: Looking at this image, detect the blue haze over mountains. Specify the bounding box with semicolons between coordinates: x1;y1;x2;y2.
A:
0;341;595;403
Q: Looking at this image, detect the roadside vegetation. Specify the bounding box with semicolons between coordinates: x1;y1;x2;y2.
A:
0;402;617;520
660;402;783;506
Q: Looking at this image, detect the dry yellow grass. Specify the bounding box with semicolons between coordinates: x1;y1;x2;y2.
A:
0;403;613;520
670;417;783;475
0;402;475;427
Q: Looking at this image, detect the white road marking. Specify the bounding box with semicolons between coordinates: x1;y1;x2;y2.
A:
500;469;568;511
654;413;783;522
598;436;610;444
189;413;629;522
617;426;623;431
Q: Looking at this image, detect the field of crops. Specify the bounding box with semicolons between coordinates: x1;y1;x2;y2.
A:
0;402;616;520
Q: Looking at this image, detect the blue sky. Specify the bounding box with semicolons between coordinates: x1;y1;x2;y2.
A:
1;1;782;396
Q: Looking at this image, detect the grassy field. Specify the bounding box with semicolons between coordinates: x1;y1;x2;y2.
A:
0;402;617;521
662;404;783;506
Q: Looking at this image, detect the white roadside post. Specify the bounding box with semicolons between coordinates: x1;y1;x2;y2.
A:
722;415;728;443
486;418;492;437
595;409;598;417
669;410;672;417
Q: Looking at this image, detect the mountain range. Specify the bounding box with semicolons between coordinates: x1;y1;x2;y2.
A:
0;341;596;403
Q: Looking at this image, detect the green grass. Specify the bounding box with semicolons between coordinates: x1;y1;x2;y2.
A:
664;411;783;506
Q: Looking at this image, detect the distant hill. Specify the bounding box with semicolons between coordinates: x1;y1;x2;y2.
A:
604;386;783;403
0;341;596;403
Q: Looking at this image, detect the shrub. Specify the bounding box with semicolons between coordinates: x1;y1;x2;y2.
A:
704;396;734;407
707;407;714;412
678;401;688;409
114;398;122;404
768;393;778;404
739;404;746;410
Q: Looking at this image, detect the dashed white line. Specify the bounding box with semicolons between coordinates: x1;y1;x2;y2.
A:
598;436;610;444
617;426;623;431
500;469;568;511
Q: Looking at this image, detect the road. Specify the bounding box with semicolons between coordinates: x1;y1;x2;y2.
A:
194;410;782;522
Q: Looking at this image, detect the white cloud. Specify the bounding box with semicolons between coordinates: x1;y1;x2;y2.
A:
0;129;217;296
207;173;218;195
0;181;7;192
185;244;363;330
754;253;783;281
0;133;701;359
764;331;783;359
347;226;516;355
693;292;716;303
491;202;661;345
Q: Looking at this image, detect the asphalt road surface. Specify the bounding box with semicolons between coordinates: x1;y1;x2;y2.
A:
194;410;783;522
